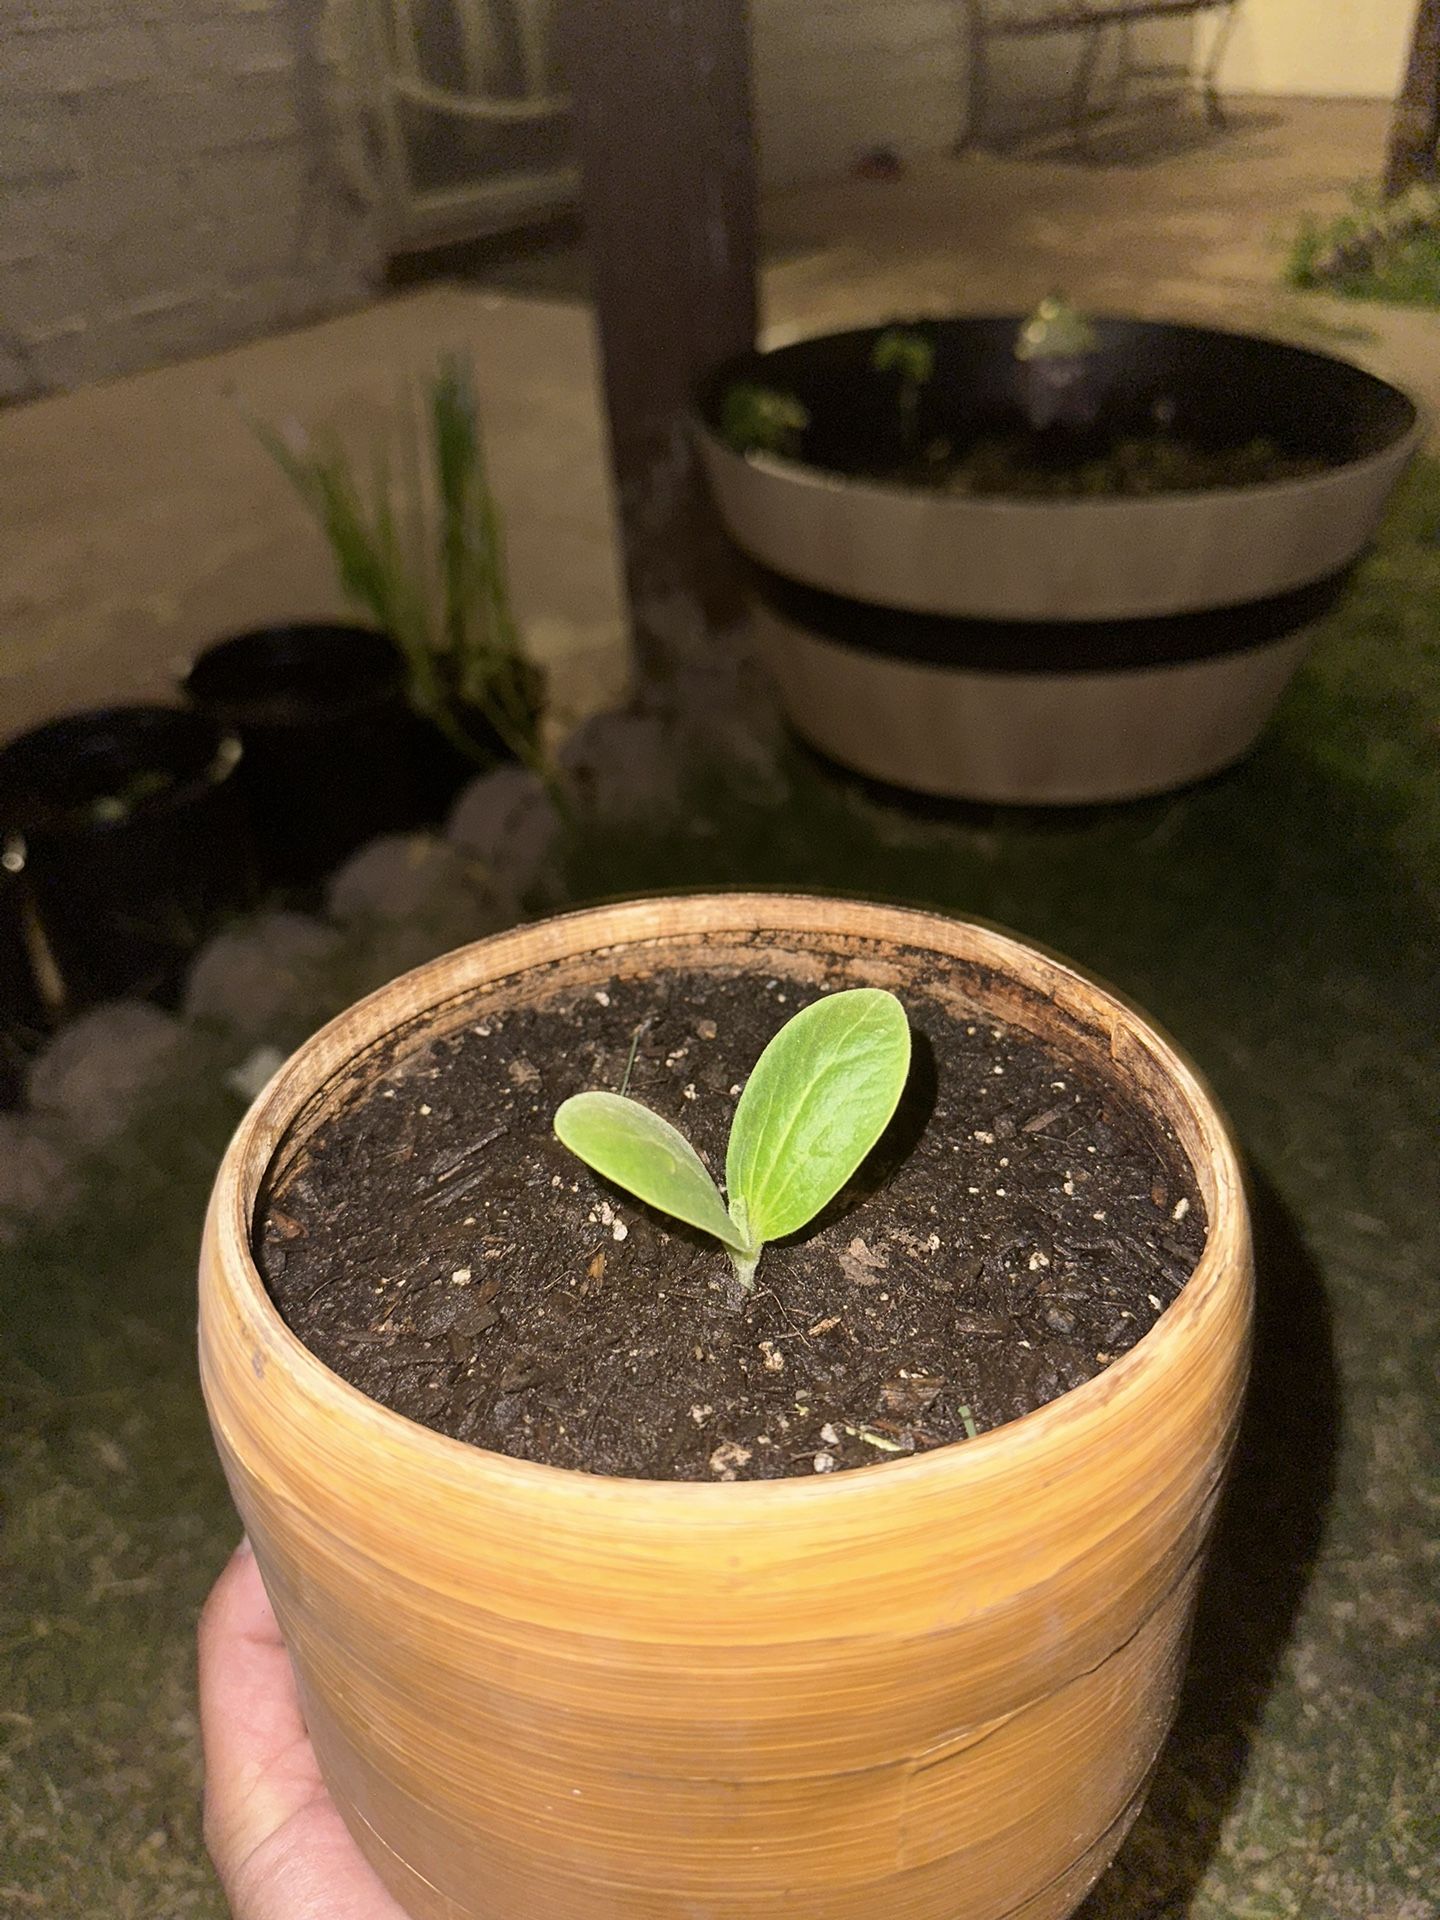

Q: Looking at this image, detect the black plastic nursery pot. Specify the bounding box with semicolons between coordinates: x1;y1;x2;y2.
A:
697;317;1419;804
182;625;533;887
0;705;254;1012
183;625;432;887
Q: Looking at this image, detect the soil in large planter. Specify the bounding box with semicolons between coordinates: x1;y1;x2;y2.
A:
259;951;1205;1481
887;428;1325;497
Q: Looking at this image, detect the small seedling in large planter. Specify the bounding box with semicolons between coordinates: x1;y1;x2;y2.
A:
721;383;811;459
555;988;910;1296
871;326;935;449
1013;294;1102;434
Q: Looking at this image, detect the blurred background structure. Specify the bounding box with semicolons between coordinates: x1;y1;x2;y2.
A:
0;2;1420;401
2;1;1432;741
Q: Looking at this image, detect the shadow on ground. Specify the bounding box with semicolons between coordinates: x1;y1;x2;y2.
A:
1078;1168;1340;1916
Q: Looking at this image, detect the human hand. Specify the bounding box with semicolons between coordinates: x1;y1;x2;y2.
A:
198;1537;410;1920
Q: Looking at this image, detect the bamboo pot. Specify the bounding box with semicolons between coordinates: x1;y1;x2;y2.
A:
199;895;1253;1920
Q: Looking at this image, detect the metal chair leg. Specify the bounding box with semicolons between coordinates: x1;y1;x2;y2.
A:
1202;0;1238;126
1069;20;1107;146
958;0;990;152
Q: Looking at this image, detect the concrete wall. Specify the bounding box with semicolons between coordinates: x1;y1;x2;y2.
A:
0;0;382;404
1200;0;1413;101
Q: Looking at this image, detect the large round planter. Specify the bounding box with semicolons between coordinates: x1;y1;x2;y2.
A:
199;894;1253;1920
0;705;253;1010
697;319;1419;802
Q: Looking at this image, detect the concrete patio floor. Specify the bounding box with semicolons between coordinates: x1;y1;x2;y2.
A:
2;95;1429;748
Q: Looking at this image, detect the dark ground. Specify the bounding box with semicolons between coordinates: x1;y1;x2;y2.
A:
3;465;1437;1917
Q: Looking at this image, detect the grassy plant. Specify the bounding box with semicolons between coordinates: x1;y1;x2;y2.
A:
258;355;545;775
1286;183;1440;310
555;987;911;1295
871;327;935;448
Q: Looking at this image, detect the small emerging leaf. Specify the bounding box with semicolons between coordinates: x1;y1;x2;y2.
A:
726;989;911;1246
872;327;935;388
1014;295;1098;362
554;1091;749;1252
721;383;811;458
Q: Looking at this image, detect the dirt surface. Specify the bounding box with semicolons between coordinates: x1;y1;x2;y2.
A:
916;430;1324;497
259;953;1205;1480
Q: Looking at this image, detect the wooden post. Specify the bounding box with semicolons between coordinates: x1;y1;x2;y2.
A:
1384;0;1440;197
560;0;759;683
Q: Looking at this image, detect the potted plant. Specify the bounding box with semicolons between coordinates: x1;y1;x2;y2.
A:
0;705;253;1012
184;357;546;885
199;893;1252;1920
697;307;1418;803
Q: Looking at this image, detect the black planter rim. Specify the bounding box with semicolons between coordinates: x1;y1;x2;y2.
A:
0;703;243;848
182;623;408;728
695;311;1422;507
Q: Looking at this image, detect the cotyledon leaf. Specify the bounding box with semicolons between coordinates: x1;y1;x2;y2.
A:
554;1090;750;1251
725;988;911;1246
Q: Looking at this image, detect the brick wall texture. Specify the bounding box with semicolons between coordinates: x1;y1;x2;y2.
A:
0;0;382;401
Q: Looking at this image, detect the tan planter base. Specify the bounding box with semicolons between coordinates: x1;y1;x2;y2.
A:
754;602;1315;804
199;896;1253;1920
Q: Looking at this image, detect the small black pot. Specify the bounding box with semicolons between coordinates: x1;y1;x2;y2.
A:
0;705;255;1011
183;625;489;885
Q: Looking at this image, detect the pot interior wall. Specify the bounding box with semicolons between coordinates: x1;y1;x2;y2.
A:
0;705;238;834
0;865;47;1106
184;625;467;885
184;625;404;728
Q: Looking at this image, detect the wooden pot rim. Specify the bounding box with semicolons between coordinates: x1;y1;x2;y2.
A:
206;891;1248;1510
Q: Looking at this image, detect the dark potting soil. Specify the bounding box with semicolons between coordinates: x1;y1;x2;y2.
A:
257;957;1206;1481
885;431;1324;498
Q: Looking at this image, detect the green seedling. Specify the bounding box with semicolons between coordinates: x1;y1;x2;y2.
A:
555;988;911;1296
1014;296;1102;435
721;383;811;459
1014;294;1099;362
871;327;935;447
